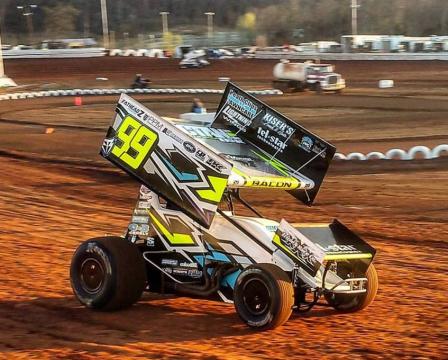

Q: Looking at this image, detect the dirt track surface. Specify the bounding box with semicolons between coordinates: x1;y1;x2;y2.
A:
0;58;447;359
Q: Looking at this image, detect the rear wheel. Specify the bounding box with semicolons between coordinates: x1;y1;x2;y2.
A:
234;263;294;330
70;236;146;311
325;264;378;312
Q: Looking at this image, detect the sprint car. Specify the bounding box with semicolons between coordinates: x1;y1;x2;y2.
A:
70;83;378;330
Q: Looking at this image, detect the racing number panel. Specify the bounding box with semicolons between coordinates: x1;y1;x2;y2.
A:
100;94;232;229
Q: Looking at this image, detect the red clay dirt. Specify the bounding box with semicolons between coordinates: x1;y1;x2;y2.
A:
0;58;447;359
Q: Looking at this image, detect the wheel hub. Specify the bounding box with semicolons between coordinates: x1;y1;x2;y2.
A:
80;258;105;294
243;278;271;316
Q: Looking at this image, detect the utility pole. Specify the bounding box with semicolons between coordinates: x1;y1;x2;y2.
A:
17;4;37;45
160;12;170;34
204;12;215;39
100;0;110;49
351;0;360;35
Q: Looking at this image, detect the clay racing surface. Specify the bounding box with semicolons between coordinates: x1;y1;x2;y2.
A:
0;58;447;359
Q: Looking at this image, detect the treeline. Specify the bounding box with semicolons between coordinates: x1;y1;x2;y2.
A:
2;0;448;44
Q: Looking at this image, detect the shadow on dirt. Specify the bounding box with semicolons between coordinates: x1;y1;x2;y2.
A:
0;292;338;354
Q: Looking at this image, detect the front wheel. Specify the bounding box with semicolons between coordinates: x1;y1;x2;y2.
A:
325;264;378;312
70;236;146;311
234;263;294;330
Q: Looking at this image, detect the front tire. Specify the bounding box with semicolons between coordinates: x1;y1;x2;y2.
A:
70;236;146;311
234;263;294;330
325;264;378;312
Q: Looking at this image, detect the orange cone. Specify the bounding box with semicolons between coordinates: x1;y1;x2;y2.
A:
74;97;83;106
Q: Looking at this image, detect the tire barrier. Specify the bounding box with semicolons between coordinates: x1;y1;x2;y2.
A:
407;145;432;160
346;152;367;161
334;145;448;161
385;148;410;160
0;88;283;102
432;144;448;158
366;151;387;160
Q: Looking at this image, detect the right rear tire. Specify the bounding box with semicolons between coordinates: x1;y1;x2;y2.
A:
234;263;294;330
325;264;378;312
70;236;146;311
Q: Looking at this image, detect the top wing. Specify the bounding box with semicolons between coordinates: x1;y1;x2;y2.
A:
100;94;232;228
211;82;336;205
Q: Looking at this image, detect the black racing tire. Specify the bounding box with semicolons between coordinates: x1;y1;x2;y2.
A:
315;82;322;94
70;236;146;311
325;264;378;312
234;263;294;330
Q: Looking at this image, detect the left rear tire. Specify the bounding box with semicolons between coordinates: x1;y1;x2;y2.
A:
70;236;146;311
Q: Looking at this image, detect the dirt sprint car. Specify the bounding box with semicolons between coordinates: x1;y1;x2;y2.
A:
70;83;378;330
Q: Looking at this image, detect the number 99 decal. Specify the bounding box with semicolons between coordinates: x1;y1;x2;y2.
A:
111;116;158;169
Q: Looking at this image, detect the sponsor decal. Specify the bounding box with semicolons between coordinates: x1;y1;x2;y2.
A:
161;259;178;266
195;149;206;161
256;127;287;153
261;112;294;139
224;154;257;168
252;179;295;188
163;127;183;144
128;223;150;236
206;157;224;172
317;244;359;253
280;231;319;269
274;220;325;276
139;186;153;199
299;135;314;152
119;97;164;130
222;106;251;131
131;215;149;224
227;89;259;119
101;138;115;156
188;269;202;278
183;141;196;153
265;225;278;232
311;140;327;158
146;237;155;247
220;89;260;131
172;268;189;276
179;262;198;268
137;201;152;209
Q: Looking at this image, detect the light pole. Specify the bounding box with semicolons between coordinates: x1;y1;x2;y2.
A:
204;12;215;40
100;0;110;49
0;26;5;78
17;4;37;45
351;0;360;35
160;12;170;34
0;22;17;87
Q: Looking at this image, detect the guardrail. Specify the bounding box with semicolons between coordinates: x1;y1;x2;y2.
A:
2;48;106;59
255;51;448;61
0;88;282;101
